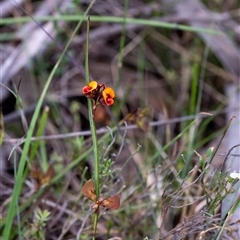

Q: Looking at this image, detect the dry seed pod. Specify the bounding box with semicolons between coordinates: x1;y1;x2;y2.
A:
81;179;120;212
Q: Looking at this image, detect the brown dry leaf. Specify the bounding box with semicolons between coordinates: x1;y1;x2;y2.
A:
124;107;151;131
30;164;54;189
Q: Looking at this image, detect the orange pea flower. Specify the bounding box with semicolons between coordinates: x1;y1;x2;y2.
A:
101;87;115;106
82;81;115;117
82;81;98;95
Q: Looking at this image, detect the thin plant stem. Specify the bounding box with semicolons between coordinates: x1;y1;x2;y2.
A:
92;213;99;240
85;16;100;240
85;16;100;198
216;195;240;240
14;155;23;240
2;16;223;35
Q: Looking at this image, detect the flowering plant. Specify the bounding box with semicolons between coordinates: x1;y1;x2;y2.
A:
82;81;115;116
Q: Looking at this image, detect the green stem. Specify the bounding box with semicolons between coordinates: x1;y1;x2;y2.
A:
85;16;100;199
216;195;240;240
92;213;99;240
1;16;223;35
85;15;100;240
